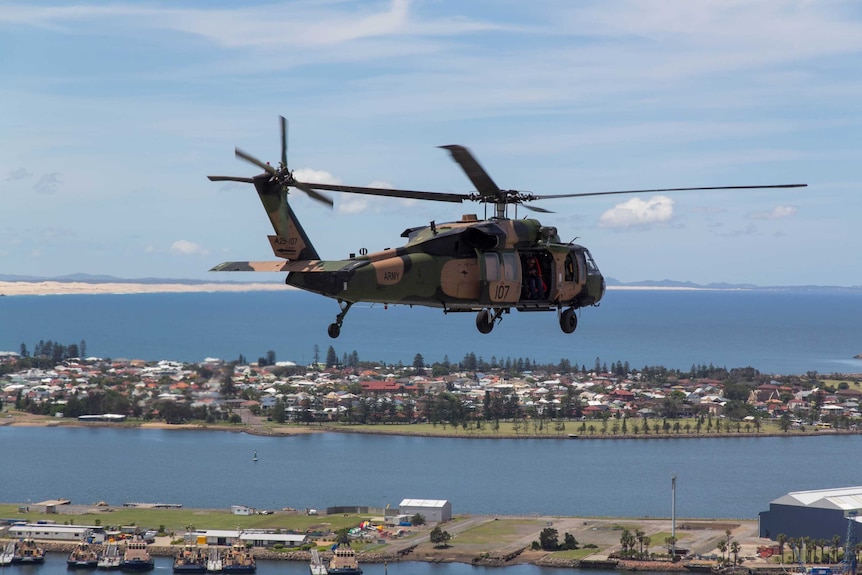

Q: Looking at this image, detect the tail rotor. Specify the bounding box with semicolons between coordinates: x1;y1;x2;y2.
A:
208;116;334;208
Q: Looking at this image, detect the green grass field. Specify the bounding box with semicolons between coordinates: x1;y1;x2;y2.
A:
0;504;369;534
301;418;803;438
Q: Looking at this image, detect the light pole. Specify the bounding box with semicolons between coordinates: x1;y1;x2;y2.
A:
671;474;677;559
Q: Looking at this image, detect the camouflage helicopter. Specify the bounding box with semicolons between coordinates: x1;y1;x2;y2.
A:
208;117;805;338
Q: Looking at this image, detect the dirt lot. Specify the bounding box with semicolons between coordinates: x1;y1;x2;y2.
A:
382;515;771;567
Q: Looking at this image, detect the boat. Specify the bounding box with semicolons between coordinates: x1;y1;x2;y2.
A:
11;536;45;564
173;542;206;574
68;540;100;569
221;540;255;574
98;543;122;570
205;547;223;573
0;541;15;566
309;549;327;575
326;545;362;575
120;537;154;571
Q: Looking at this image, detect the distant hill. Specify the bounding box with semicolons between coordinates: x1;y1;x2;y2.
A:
1;274;859;291
604;278;862;291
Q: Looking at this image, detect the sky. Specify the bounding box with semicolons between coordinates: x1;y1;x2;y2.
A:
1;0;861;286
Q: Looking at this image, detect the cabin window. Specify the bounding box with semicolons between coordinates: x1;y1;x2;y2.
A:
502;252;519;281
483;253;500;281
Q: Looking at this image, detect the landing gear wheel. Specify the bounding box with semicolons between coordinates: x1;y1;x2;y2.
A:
476;309;494;334
327;300;353;339
560;308;578;334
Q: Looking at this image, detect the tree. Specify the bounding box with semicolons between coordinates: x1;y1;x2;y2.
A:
413;353;425;369
538;527;559;551
272;400;286;424
325;346;338;368
334;527;351;546
410;513;426;526
777;533;787;560
430;526;451;548
730;540;740;565
220;363;238;398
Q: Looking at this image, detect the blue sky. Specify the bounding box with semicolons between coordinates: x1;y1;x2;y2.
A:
2;0;860;286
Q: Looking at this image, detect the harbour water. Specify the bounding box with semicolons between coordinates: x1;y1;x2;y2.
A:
11;554;616;575
1;288;862;375
3;427;862;519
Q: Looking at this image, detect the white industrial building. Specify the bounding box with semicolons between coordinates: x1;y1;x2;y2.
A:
7;523;105;543
196;530;308;548
398;499;451;523
759;486;862;540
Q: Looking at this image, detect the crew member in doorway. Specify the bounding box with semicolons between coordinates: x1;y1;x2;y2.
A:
526;255;546;299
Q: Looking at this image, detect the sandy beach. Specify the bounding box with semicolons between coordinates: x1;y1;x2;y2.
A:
0;281;289;296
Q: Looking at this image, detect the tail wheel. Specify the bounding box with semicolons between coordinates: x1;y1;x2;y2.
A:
476;309;494;334
560;308;578;334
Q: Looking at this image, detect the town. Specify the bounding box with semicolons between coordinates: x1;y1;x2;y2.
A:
2;339;861;436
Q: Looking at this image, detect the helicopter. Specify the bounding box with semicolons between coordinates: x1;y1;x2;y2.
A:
208;117;806;338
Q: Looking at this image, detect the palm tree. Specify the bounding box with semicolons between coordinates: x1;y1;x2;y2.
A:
619;528;636;557
718;540;728;566
730;541;741;566
831;535;841;563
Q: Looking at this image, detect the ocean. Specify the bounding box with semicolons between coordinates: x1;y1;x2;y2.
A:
1;288;861;375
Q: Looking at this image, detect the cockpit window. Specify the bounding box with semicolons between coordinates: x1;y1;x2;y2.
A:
584;250;600;274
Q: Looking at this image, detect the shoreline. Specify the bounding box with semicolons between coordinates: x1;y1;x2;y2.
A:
2;413;857;441
4;509;770;571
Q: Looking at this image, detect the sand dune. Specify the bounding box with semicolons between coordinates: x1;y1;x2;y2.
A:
0;281;289;296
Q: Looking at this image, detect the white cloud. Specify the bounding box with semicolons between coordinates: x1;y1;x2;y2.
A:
34;172;61;194
6;168;32;181
749;205;797;220
170;240;208;256
294;168;341;185
598;195;675;229
337;197;369;215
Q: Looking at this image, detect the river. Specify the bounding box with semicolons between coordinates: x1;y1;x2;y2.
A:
2;427;861;519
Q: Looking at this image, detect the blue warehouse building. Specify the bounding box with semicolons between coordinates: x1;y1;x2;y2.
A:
759;486;862;540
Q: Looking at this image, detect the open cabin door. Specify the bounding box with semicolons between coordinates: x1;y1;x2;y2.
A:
478;250;521;305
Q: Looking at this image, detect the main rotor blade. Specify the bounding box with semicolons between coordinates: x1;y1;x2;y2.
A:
307;182;470;203
235;147;277;177
280;116;288;168
530;183;808;201
522;203;554;214
207;176;255;183
293;180;334;208
439;145;501;199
